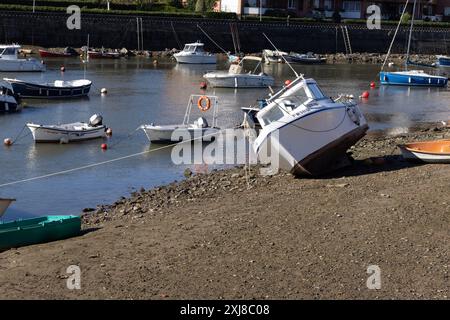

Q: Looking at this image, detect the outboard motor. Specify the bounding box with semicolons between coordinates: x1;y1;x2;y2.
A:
89;114;103;127
195;117;208;128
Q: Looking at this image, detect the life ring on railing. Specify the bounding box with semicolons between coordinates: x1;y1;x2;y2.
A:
197;96;211;112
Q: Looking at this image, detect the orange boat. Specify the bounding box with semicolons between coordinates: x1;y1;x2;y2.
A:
398;139;450;163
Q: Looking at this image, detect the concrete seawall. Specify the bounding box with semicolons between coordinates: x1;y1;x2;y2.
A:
1;11;450;53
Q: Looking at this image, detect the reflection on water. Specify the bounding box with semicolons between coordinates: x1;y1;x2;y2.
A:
1;58;449;220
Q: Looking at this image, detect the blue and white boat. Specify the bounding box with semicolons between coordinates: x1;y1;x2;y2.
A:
380;0;447;87
436;55;450;67
380;70;448;87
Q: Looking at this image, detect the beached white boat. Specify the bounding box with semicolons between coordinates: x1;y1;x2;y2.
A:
0;198;15;218
27;114;107;143
253;76;368;176
203;56;274;88
174;41;217;64
141;95;220;143
398;140;450;163
0;44;45;72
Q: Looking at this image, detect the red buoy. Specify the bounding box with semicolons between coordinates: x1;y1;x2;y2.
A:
60;66;65;72
101;143;108;150
200;81;207;90
361;91;370;99
370;82;376;88
285;79;292;87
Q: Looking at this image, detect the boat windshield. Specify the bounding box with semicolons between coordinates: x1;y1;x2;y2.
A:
306;83;326;99
0;47;17;56
184;45;203;53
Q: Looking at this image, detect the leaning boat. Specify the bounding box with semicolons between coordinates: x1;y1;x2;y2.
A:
0;198;15;218
174;41;217;64
0;44;45;72
141;95;220;143
0;83;21;113
253;76;368;176
27;114;107;143
398;140;450;163
3;78;92;99
0;215;81;251
203;56;274;88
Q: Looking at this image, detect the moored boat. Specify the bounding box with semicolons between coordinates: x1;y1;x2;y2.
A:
0;44;45;72
253;76;368;176
174;41;217;64
379;70;448;87
141;95;220;143
0;215;81;251
0;84;21;113
203;56;274;88
38;47;78;58
27;114;107;143
262;49;288;63
0;198;15;218
436;55;450;67
3;78;92;99
398;140;450;163
88;50;120;59
287;52;326;64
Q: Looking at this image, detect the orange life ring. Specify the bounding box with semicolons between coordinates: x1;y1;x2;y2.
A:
197;96;211;112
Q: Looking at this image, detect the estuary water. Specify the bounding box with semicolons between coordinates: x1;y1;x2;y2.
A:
1;57;449;220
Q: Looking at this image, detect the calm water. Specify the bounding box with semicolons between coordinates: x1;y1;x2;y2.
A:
1;57;449;220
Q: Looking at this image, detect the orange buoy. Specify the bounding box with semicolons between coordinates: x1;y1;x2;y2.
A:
197;96;211;112
200;81;207;90
101;143;108;150
60;66;65;72
285;79;292;87
106;128;112;136
360;91;370;99
370;82;376;88
3;138;12;146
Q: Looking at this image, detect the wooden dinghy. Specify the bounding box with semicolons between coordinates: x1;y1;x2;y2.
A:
0;215;81;251
398;140;450;163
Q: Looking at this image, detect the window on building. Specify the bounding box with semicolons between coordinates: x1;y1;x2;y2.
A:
288;0;297;9
324;0;332;10
342;1;361;12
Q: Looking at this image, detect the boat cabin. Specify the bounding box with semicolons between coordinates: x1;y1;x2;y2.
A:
229;56;264;75
0;45;21;60
257;78;329;127
182;42;206;54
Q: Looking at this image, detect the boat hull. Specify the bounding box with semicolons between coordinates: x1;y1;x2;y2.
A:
0;59;45;72
380;71;448;87
88;51;120;59
0;95;20;113
204;73;275;88
174;54;217;64
141;125;219;143
436;55;450;67
6;80;91;99
255;106;368;176
27;124;106;143
38;49;75;58
0;215;81;251
398;140;450;163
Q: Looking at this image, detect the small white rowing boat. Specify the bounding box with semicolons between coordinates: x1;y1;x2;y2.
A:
0;198;15;218
27;114;107;143
398;140;450;163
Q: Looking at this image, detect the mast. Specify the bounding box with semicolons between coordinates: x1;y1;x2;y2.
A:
405;0;417;70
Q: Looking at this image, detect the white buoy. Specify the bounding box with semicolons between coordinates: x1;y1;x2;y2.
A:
388;62;394;67
3;138;12;146
101;88;107;95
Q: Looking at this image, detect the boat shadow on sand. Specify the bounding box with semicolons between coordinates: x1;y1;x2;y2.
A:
311;154;425;179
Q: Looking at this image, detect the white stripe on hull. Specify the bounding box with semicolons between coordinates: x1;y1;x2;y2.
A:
400;148;450;163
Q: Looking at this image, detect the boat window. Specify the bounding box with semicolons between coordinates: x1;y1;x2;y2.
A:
284;85;309;107
0;47;16;56
260;105;285;126
306;83;326;99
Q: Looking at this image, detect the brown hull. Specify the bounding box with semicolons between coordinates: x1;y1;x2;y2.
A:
292;124;369;176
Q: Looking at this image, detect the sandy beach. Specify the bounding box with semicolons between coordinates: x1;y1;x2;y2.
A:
0;125;449;299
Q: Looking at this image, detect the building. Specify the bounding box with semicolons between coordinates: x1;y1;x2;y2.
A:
219;0;450;21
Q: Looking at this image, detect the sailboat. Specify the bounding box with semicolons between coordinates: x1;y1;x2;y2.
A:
379;0;448;87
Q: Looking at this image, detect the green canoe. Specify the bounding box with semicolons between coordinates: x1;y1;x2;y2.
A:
0;215;81;251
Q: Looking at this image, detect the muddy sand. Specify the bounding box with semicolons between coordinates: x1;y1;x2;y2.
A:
0;125;449;299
